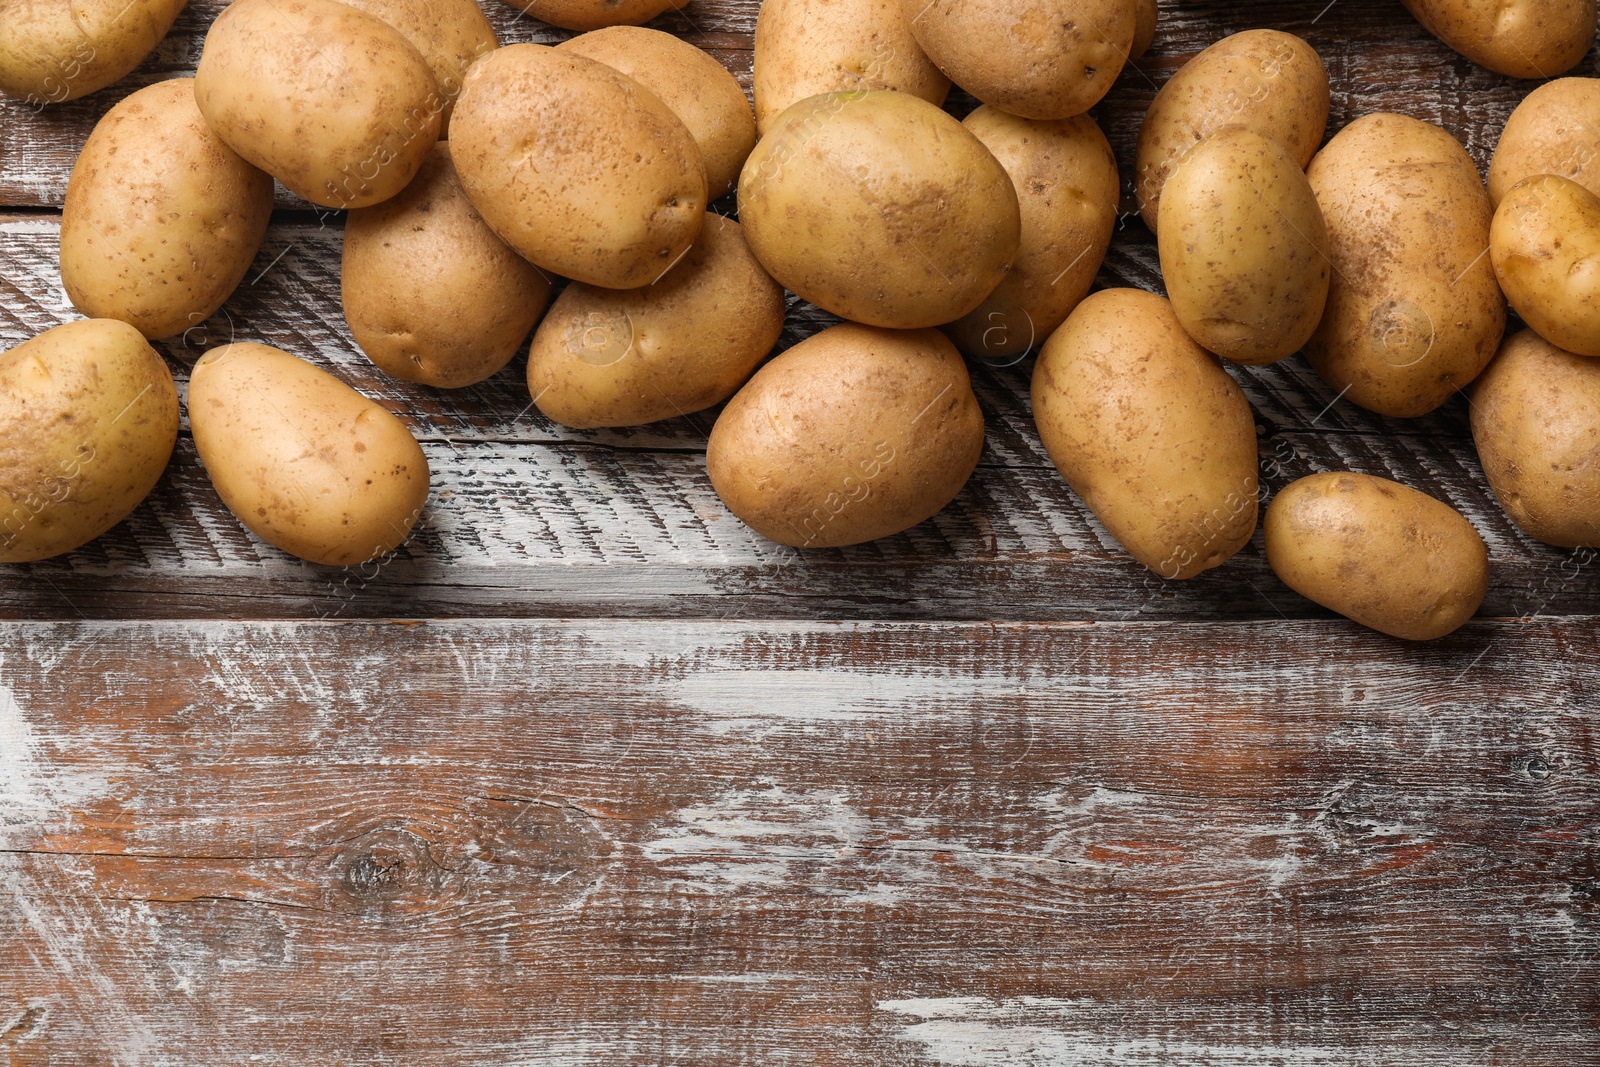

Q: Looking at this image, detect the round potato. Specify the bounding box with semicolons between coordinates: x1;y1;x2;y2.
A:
188;343;430;566
0;0;185;104
1306;112;1505;418
1135;30;1329;233
0;320;178;563
451;44;707;289
946;107;1119;363
496;0;687;32
1031;288;1259;579
1265;472;1488;641
1131;0;1158;58
342;143;553;389
559;27;755;199
336;0;497;134
1401;0;1595;79
195;0;443;210
529;214;784;428
1489;78;1600;208
1492;175;1600;358
739;90;1020;330
1158;126;1330;365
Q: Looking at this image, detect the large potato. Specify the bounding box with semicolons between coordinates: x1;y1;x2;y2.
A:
189;343;430;566
1489;78;1600;207
0;0;185;104
1306;113;1505;418
1135;30;1328;233
1492;175;1600;357
497;0;687;32
451;44;706;289
195;0;442;210
707;324;983;548
1265;472;1488;641
739;90;1020;330
342;143;553;389
529;214;784;428
336;0;497;134
0;320;178;563
1402;0;1595;79
1031;288;1259;579
1158;127;1330;365
946;107;1119;363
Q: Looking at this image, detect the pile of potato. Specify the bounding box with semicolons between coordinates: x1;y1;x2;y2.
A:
2;0;1599;642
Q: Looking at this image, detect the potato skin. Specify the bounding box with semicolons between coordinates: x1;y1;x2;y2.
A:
0;320;178;563
1031;288;1259;579
451;44;707;290
738;90;1020;330
335;0;497;134
342;143;552;389
188;343;430;566
0;0;185;104
496;0;687;32
1492;175;1600;358
707;324;983;548
1401;0;1595;79
1131;0;1158;57
1489;78;1600;208
1265;472;1488;641
1306;113;1505;418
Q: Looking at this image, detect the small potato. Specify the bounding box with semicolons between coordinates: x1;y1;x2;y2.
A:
1132;0;1158;58
0;320;178;563
497;0;687;32
946;107;1119;363
1031;288;1259;579
0;0;185;104
451;44;707;289
1471;330;1600;547
707;323;983;548
342;143;553;389
195;0;443;210
1489;78;1600;208
1492;175;1600;357
189;343;430;566
529;214;784;428
1265;472;1488;641
738;90;1020;330
336;0;497;134
1402;0;1595;79
1158;127;1330;365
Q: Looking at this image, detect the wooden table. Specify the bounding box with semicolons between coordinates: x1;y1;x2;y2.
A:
2;1;1596;1063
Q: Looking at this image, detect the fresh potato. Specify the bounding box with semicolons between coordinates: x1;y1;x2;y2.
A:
1031;288;1259;579
1135;30;1329;233
946;107;1119;363
496;0;687;32
1306;113;1505;418
451;44;707;289
1401;0;1595;79
1158;127;1330;365
1131;0;1158;57
342;143;553;389
739;90;1020;330
336;0;497;134
195;0;442;210
0;320;178;563
0;0;185;104
529;214;784;428
188;343;430;566
1489;78;1600;208
1265;472;1488;641
1492;175;1600;357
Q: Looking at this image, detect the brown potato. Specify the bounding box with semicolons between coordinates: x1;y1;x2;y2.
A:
496;0;687;32
1492;174;1600;357
0;0;186;104
1401;0;1595;79
1489;78;1600;208
1131;0;1158;58
335;0;498;134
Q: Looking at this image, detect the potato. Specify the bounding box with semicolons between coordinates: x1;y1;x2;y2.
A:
1135;30;1329;233
529;214;784;428
496;0;687;32
1265;472;1488;641
559;27;755;199
342;143;553;389
195;0;442;210
903;0;1136;120
0;0;185;104
335;0;497;134
753;0;949;135
1401;0;1595;79
1031;288;1259;579
1131;0;1158;58
739;90;1020;330
1471;329;1600;547
1489;78;1600;208
945;107;1119;363
1306;113;1505;418
188;343;430;566
0;320;178;563
1492;175;1600;358
451;44;707;289
1158;126;1330;366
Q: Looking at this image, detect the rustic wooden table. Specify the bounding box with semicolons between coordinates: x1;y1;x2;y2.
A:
2;1;1597;1063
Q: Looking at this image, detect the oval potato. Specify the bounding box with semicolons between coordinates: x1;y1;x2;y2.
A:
1492;174;1600;357
1401;0;1595;79
496;0;687;32
336;0;497;134
1489;78;1600;208
1131;0;1158;58
0;0;186;104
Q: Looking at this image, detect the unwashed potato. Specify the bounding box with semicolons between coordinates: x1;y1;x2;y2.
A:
188;343;430;566
738;90;1020;330
451;44;707;289
1132;0;1158;57
0;320;178;564
342;143;553;389
336;0;497;134
497;0;687;32
707;323;983;548
1401;0;1595;79
1031;288;1259;579
0;0;186;104
946;107;1119;363
1492;175;1600;357
195;0;442;210
1158;126;1330;366
1265;472;1488;641
1135;29;1329;233
1489;78;1600;207
1306;112;1505;418
529;213;784;428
